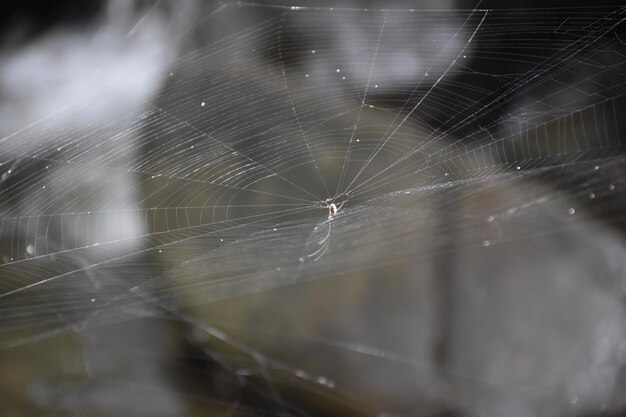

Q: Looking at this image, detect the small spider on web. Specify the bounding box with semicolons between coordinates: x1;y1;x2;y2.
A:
327;200;345;219
305;200;346;262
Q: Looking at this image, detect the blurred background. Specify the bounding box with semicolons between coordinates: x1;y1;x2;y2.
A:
1;1;626;416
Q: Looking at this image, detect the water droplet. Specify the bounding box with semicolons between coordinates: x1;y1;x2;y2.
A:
609;184;615;191
26;244;34;256
316;376;335;388
336;68;340;73
482;240;490;246
589;192;595;199
568;208;575;215
311;50;316;54
305;73;309;77
201;102;205;107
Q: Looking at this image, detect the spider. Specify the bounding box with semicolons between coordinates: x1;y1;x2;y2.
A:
327;201;344;219
305;201;346;262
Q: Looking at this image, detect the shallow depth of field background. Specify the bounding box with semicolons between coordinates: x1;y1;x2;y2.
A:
1;1;626;417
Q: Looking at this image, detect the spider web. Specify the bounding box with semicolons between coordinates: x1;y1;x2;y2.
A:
1;2;626;417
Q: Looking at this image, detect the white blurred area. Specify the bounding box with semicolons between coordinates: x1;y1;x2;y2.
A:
0;0;196;245
0;0;192;133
